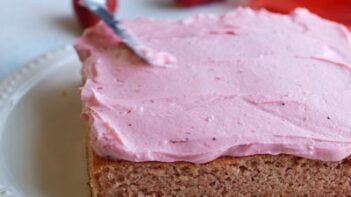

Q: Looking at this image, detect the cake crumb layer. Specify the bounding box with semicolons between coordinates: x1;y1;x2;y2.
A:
89;146;351;197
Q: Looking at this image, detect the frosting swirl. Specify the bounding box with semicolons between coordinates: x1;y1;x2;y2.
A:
75;8;351;163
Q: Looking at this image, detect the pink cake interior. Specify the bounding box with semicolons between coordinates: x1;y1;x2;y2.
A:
75;8;351;163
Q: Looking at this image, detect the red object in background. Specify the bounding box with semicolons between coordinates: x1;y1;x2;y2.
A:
176;0;225;7
248;0;351;26
73;0;117;29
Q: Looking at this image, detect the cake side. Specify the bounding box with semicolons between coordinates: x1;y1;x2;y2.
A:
89;144;351;197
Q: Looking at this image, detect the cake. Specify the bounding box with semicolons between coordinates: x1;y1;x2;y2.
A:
75;8;351;196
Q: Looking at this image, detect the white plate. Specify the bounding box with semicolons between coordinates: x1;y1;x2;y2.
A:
0;4;232;196
0;46;88;197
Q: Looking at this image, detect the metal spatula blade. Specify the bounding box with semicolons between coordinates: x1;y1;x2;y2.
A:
80;0;154;65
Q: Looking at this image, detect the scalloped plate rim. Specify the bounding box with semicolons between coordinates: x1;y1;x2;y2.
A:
0;45;76;197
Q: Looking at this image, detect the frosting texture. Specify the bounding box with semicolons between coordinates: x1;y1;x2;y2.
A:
75;8;351;163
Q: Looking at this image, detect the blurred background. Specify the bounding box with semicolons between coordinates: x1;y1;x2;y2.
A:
0;0;349;80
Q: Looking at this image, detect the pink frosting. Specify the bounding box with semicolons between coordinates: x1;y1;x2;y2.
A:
75;8;351;163
134;45;177;67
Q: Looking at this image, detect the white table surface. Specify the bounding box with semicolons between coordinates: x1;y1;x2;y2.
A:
0;0;233;82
